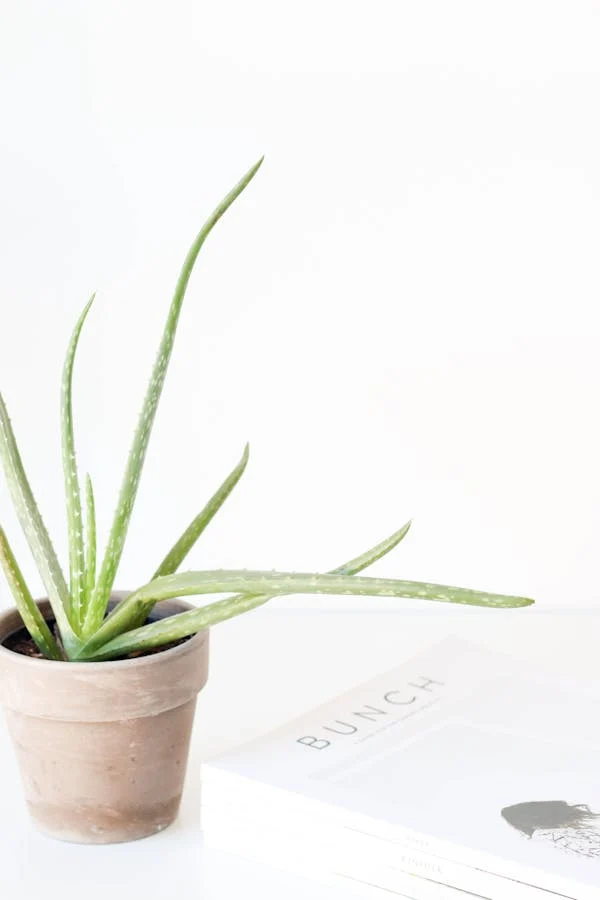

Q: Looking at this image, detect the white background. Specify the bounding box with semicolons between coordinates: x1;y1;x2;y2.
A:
3;6;600;898
2;1;600;612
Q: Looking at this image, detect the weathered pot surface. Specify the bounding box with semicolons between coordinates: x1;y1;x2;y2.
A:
0;593;209;844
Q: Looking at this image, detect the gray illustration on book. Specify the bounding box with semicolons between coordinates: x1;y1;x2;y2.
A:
501;802;600;859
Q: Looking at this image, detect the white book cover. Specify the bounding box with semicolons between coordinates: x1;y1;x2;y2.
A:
202;637;600;900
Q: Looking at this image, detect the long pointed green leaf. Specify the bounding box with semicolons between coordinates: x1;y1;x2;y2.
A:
0;394;80;656
77;564;533;659
153;443;250;579
82;592;270;661
0;527;63;660
126;442;250;631
81;520;414;660
84;473;96;610
331;520;412;575
62;294;95;630
105;518;414;646
84;157;264;636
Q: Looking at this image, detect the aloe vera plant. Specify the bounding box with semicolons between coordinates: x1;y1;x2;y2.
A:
0;159;533;663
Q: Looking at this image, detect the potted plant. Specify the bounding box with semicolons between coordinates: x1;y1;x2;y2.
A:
0;158;533;845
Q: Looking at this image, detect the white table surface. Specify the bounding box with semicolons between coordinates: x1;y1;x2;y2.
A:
0;603;596;899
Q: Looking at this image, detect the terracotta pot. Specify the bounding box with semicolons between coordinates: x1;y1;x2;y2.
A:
0;593;209;844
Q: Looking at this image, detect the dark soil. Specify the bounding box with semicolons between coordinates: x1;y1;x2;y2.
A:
2;620;191;662
4;632;48;659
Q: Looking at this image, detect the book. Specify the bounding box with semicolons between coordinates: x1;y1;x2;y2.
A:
201;637;600;900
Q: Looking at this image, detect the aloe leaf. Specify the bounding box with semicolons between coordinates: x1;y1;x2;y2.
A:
126;442;250;631
0;394;80;657
62;294;95;629
153;443;250;579
77;564;533;659
116;569;534;613
332;519;412;575
101;518;414;646
83;157;264;636
84;473;96;609
80;520;414;660
82;592;272;661
0;527;63;660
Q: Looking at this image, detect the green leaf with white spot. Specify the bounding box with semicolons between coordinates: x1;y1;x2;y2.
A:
0;395;80;656
79;520;413;659
84;473;96;610
77;562;533;659
83;158;264;636
153;443;250;580
62;294;95;630
0;527;63;660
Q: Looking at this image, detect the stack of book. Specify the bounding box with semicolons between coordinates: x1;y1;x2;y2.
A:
202;637;600;899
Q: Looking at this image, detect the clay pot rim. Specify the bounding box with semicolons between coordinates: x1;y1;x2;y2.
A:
0;593;207;672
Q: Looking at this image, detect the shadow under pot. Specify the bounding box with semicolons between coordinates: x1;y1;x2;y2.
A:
0;593;209;844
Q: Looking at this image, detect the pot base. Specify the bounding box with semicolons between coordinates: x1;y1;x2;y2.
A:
29;796;181;844
5;698;197;845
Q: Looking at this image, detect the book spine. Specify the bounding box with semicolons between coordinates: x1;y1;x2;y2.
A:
204;822;485;900
346;820;584;899
339;826;575;900
343;838;569;900
202;808;578;900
